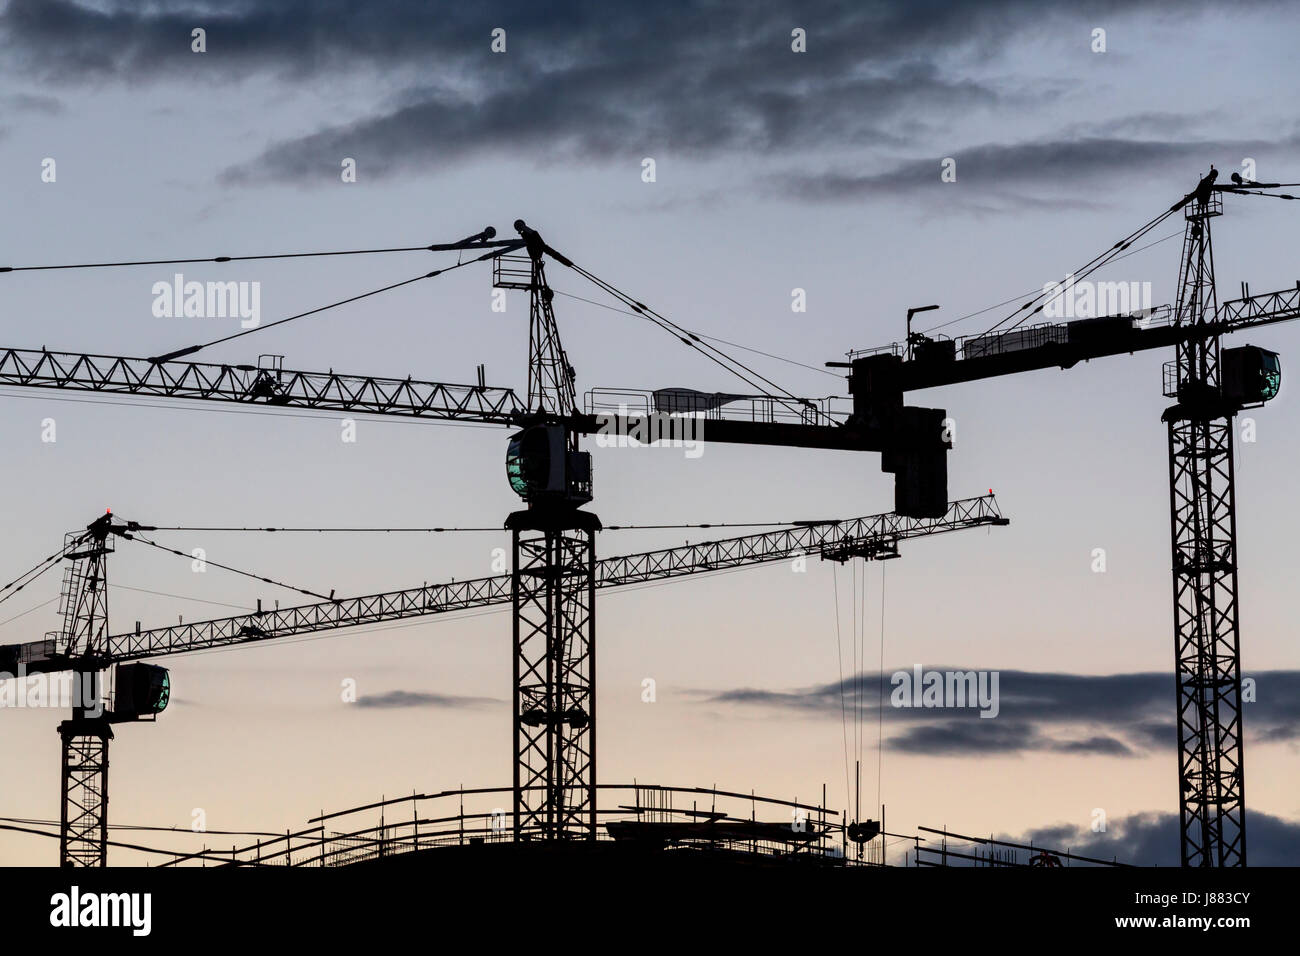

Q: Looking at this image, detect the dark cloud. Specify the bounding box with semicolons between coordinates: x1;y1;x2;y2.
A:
887;722;1134;757
5;0;1281;188
775;133;1300;203
1;92;64;114
0;0;1057;82
1049;734;1134;756
698;668;1300;757
1003;809;1300;866
1248;671;1300;740
1062;112;1210;139
888;718;1041;755
4;0;1268;83
1128;720;1176;751
219;60;1004;185
354;689;498;710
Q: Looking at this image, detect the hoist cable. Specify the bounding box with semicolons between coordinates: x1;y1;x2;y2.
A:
554;256;811;413
831;566;853;816
0;538;84;608
0;238;524;274
984;205;1179;336
126;534;334;602
147;249;508;364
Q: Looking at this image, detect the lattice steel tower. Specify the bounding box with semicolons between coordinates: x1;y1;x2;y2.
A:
1163;175;1246;867
55;515;115;867
500;221;599;839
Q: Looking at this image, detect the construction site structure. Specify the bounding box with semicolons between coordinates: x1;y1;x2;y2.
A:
3;171;1295;867
842;169;1297;866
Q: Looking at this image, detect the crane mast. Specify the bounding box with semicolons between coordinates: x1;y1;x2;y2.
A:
501;221;598;840
1165;189;1245;867
54;517;114;868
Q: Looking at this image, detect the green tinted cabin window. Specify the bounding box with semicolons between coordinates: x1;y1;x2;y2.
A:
154;671;170;713
1261;353;1281;401
506;438;529;496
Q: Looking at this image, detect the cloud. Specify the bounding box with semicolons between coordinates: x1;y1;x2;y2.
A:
218;60;1005;184
999;809;1300;866
696;668;1300;757
8;0;1278;189
3;1;1294;214
885;721;1135;757
354;689;499;710
5;0;1271;84
775;132;1300;203
886;718;1040;755
0;92;63;114
0;0;1034;82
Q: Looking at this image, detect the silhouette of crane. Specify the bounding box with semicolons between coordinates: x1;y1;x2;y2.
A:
0;499;1003;866
0;221;979;865
840;169;1300;867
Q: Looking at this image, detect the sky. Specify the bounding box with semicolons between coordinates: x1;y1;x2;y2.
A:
0;0;1298;867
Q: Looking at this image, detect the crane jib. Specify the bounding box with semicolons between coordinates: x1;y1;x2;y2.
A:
871;281;1300;394
0;496;1006;675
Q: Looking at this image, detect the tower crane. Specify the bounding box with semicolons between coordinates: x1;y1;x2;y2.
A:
840;169;1300;867
0;220;974;864
0;498;1005;865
